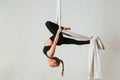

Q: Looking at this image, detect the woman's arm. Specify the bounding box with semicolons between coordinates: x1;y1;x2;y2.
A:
47;28;62;57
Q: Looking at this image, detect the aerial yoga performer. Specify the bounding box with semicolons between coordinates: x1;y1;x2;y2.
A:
43;21;90;76
43;0;105;79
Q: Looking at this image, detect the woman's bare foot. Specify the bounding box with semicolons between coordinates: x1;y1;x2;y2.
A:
64;27;71;30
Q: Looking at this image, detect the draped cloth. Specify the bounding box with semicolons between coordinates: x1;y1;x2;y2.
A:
62;31;105;80
88;36;105;80
56;0;105;79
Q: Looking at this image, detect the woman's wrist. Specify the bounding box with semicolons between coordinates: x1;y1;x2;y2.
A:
60;27;64;30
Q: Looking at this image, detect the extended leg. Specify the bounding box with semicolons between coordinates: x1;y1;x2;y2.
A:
62;37;90;45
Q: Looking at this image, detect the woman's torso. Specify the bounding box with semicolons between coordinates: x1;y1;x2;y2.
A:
43;39;53;57
44;39;53;46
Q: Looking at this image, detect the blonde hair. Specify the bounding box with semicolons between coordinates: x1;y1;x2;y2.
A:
52;57;64;76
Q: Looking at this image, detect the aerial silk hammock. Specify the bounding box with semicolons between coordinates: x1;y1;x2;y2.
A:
56;0;105;80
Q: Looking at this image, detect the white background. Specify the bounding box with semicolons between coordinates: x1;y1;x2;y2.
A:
0;0;120;80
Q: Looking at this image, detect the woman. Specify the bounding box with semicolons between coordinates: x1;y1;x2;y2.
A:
43;21;90;76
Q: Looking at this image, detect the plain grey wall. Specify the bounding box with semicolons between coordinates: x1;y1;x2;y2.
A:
0;0;120;80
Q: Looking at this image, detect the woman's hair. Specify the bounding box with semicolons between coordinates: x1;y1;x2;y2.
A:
59;59;64;76
52;57;64;76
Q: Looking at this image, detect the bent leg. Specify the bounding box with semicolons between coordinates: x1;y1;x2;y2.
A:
46;21;59;35
45;21;64;35
62;37;90;45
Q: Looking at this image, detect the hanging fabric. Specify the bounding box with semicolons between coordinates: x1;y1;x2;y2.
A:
56;0;90;41
88;36;105;80
56;0;105;80
56;0;61;27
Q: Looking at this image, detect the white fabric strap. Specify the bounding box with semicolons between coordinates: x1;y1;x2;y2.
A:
62;30;90;41
56;0;90;41
55;0;93;41
56;0;61;27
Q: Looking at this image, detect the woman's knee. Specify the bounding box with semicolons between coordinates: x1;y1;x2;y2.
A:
45;21;52;27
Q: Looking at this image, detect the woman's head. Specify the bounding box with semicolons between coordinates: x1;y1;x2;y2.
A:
48;57;64;76
48;57;60;67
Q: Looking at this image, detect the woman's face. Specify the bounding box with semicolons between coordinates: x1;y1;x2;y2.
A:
49;59;58;67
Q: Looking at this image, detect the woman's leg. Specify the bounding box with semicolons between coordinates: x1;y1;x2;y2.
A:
46;21;64;45
62;37;90;45
45;21;64;35
45;21;89;45
50;34;64;45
